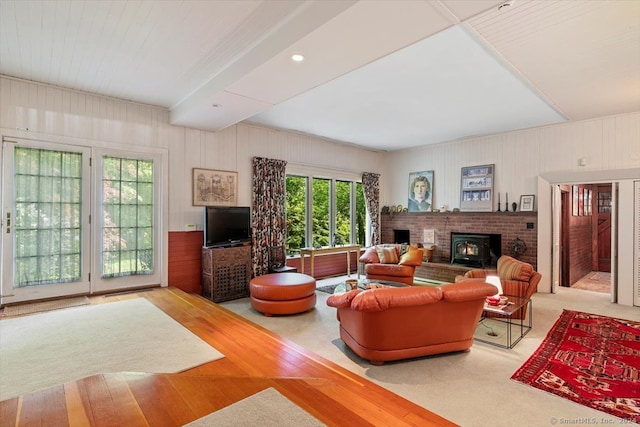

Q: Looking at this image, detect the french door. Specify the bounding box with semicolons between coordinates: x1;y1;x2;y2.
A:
1;137;162;304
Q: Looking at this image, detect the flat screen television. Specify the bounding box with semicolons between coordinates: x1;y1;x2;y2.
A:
204;206;251;248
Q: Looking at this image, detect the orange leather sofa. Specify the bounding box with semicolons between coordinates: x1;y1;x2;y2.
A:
457;255;541;319
359;245;423;285
326;281;497;365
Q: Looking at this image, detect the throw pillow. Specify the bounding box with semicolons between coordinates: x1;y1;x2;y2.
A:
398;246;423;266
375;245;399;264
497;255;533;282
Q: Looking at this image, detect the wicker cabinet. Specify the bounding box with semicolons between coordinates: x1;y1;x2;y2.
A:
202;245;251;302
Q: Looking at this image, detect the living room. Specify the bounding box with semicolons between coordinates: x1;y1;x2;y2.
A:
0;0;639;425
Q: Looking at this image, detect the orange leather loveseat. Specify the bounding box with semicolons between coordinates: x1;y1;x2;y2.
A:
326;281;497;365
359;244;423;285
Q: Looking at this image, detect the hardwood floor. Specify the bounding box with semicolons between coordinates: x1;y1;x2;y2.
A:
0;288;456;426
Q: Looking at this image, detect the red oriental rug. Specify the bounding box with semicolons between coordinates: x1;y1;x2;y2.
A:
511;310;640;422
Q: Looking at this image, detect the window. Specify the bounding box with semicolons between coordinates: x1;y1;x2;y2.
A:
13;147;83;286
285;171;366;254
101;156;154;277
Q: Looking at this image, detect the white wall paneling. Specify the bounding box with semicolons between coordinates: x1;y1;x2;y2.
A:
1;75;639;304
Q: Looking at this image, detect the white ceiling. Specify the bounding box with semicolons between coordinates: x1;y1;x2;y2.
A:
1;0;638;152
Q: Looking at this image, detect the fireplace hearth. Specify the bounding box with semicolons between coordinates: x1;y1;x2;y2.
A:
451;232;501;267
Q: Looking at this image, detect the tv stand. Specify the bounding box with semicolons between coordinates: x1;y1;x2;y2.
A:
202;245;251;302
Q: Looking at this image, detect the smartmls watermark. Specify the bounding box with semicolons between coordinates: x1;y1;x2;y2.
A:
549;417;637;425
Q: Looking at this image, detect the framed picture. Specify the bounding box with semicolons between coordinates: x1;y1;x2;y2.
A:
408;170;434;212
572;185;579;216
520;195;535;212
460;164;494;212
192;168;237;207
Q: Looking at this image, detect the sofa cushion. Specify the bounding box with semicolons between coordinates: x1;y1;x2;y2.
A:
365;264;415;277
398;246;423;267
497;255;533;282
376;246;399;264
351;286;443;311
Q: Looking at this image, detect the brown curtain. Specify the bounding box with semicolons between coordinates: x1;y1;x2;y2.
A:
252;157;288;276
362;172;380;245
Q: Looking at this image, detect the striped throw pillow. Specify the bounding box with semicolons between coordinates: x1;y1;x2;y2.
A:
375;246;399;264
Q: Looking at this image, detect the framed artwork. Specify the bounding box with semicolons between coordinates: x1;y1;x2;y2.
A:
192;168;237;206
460;164;494;212
520;194;535;212
408;170;434;212
572;185;579;216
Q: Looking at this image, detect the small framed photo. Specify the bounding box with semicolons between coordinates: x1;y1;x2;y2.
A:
520;195;535;212
192;168;237;206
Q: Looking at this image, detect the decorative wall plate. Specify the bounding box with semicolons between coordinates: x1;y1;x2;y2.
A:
396;204;403;212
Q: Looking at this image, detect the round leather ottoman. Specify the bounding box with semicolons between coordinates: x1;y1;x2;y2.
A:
250;273;317;316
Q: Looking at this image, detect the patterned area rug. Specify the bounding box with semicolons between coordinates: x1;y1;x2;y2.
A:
511;310;640;422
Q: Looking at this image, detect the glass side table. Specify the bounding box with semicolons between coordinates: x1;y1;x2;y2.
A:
474;295;532;349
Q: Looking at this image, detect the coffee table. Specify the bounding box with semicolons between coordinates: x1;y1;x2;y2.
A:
474;295;532;349
332;278;408;294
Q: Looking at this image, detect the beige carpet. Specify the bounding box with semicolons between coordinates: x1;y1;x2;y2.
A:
184;387;325;427
0;298;224;400
0;296;90;318
222;275;640;427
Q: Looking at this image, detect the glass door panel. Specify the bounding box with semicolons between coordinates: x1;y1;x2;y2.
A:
1;139;91;304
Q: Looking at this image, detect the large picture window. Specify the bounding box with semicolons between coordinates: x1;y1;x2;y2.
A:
285;170;366;255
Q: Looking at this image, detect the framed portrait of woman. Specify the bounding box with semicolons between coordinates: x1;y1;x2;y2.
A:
407;171;434;212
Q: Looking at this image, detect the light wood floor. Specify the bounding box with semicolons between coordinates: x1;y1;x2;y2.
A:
0;287;456;427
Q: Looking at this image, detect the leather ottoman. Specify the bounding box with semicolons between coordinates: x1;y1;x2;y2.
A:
250;273;317;316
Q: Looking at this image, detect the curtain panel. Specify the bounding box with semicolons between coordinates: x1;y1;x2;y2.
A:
251;157;288;276
362;172;380;245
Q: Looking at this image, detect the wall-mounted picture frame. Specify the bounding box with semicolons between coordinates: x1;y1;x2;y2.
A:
460;164;494;212
408;170;434;212
192;168;237;207
572;185;579;216
520;194;535;212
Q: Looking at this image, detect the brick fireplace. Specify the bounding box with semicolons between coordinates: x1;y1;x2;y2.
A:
381;211;537;281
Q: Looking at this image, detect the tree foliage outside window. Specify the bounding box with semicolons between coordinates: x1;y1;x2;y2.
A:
285;174;366;255
335;180;351;245
13;147;82;286
286;176;307;252
102;156;154;277
312;178;330;247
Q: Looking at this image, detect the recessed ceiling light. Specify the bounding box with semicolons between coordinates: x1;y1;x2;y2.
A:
291;54;304;62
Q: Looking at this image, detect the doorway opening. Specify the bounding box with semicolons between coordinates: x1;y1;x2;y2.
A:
558;182;612;295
